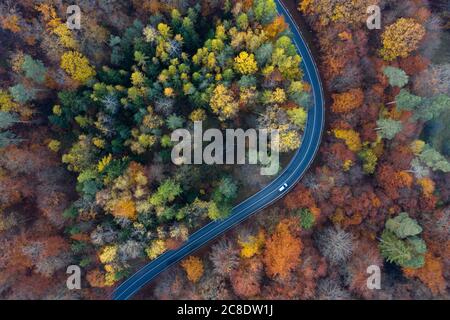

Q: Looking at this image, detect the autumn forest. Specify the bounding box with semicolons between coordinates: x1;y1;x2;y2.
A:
0;0;449;300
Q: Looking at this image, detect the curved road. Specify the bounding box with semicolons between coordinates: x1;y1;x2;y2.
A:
113;0;325;300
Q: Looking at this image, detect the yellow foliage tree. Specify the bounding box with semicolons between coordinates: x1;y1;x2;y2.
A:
279;130;301;152
99;245;118;264
97;154;112;172
104;272;117;286
270;88;287;104
380;18;426;61
234;51;258;75
190;109;207;122
52;104;62;116
131;71;145;86
48;140;61;152
164;87;174;97
287;107;307;128
52;23;78;49
299;0;380;26
333;129;362;152
343;159;353;171
146;239;167;260
210;84;239;121
238;229;266;258
359;147;378;174
417;177;435;196
36;3;78;49
157;23;172;39
410;140;425;155
0;90;19;113
92;137;106;149
60;51;96;84
181;256;204;283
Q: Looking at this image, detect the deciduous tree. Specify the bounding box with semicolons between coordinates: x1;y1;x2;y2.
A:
333;129;362;152
60;51;96;84
403;253;446;296
380;18;426;61
234;51;258;75
331;88;364;113
263;218;302;279
210;84;239;121
181;256;204;283
315;227;353;265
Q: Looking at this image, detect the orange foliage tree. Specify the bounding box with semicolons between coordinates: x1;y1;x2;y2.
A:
87;269;108;288
1;15;22;33
112;199;137;220
265;16;288;39
263;218;302;279
181;256;204;283
331;88;364;113
404;253;446;296
417;177;435;197
376;164;414;200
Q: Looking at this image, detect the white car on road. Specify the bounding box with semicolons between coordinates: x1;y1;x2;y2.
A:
278;183;288;192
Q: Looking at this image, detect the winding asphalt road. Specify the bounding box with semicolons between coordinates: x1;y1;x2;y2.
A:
113;0;325;300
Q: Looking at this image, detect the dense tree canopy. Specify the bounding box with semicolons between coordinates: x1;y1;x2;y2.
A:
0;0;448;301
44;1;309;285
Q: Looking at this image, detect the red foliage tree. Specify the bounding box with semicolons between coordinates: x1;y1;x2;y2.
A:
230;257;263;299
